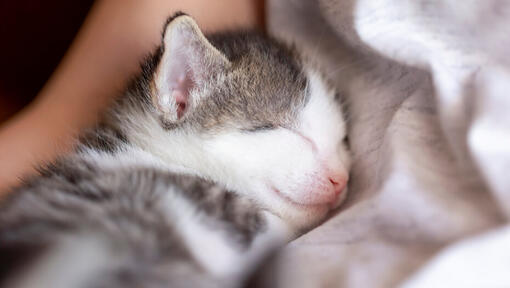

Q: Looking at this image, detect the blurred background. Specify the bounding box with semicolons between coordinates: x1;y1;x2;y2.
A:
0;1;94;123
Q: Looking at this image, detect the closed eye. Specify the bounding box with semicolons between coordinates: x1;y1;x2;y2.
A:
242;124;276;133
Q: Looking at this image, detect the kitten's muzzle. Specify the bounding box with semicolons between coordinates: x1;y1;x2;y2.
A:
272;170;349;208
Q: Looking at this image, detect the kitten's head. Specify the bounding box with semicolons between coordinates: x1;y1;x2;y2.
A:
134;14;350;230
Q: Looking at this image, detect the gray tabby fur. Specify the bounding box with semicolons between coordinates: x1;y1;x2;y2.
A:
0;13;349;288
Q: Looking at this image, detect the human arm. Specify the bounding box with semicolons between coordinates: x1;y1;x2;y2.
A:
0;0;264;193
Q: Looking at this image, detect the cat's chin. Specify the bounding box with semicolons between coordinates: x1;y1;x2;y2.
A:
270;185;348;210
271;187;331;210
265;187;346;231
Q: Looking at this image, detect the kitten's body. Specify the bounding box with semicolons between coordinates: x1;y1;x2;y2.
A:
0;14;350;288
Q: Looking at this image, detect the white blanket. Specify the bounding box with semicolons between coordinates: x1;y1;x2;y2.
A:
257;0;510;287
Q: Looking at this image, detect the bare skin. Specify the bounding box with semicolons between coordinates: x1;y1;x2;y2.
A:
0;0;264;194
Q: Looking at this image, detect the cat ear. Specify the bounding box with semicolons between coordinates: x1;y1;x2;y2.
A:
152;14;230;122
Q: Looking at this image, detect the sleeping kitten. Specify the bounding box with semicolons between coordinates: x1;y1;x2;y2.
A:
0;13;350;288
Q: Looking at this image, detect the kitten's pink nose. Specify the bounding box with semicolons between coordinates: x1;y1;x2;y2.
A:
307;172;348;205
329;174;348;195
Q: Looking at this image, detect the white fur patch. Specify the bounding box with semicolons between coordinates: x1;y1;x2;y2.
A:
160;189;291;278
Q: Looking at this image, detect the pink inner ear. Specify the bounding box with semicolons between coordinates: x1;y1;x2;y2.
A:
171;73;194;119
172;90;187;119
